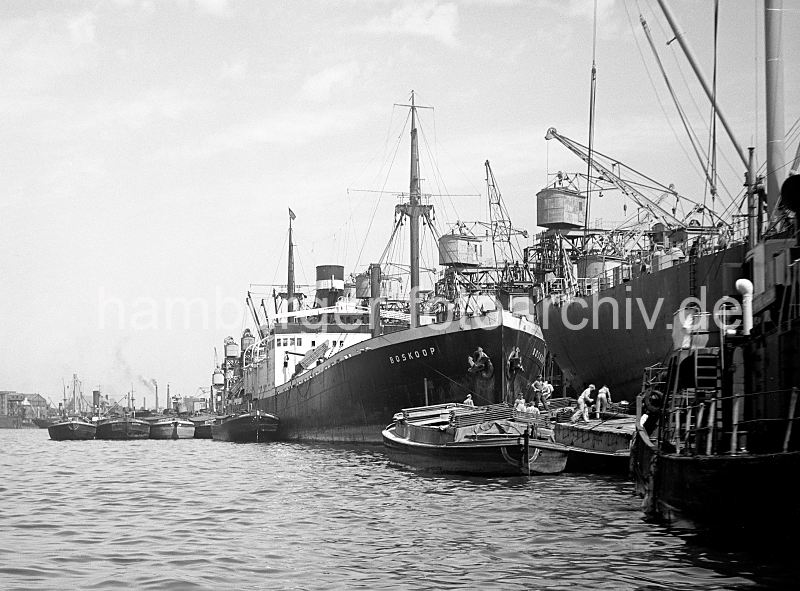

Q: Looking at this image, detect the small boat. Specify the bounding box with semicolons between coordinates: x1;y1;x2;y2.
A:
47;417;96;441
149;417;195;439
211;411;280;443
95;416;151;440
382;403;569;475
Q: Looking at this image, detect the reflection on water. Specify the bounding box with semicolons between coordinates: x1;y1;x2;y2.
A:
0;431;794;590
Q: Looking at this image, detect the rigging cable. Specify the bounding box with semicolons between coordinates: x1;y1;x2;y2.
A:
269;228;290;288
352;108;411;272
640;13;726;210
585;0;599;248
706;0;720;222
628;1;737;213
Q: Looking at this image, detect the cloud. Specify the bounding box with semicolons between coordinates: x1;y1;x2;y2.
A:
363;1;459;47
154;105;377;162
0;15;95;102
564;0;620;37
221;56;248;80
300;61;361;102
67;89;204;134
564;0;616;20
209;108;363;151
68;12;97;45
192;0;230;16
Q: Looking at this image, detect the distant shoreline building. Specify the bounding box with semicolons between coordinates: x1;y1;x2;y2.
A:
0;391;51;428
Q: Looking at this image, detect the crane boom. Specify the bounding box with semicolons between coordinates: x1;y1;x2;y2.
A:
545;127;686;229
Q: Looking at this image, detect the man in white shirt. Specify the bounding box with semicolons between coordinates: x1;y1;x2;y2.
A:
571;384;595;423
595;385;611;418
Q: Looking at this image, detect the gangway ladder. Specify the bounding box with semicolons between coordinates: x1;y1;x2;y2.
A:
694;349;723;454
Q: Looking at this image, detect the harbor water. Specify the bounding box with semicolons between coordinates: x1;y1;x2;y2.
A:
0;430;794;590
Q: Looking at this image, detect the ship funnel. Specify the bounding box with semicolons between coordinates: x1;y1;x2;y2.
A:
316;265;344;308
736;278;754;336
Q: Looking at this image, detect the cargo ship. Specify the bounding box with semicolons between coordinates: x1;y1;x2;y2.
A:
214;94;546;443
529;128;744;402
626;1;800;535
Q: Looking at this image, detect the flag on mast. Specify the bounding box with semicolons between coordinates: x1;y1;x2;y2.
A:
289;207;296;220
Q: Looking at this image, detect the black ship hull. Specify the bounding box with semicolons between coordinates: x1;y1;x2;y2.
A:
194;424;212;438
538;246;745;400
149;420;195;439
632;424;800;532
212;412;280;443
252;311;546;443
189;416;217;438
48;420;96;441
95;418;151;440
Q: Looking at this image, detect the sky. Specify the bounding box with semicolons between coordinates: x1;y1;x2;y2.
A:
1;0;798;406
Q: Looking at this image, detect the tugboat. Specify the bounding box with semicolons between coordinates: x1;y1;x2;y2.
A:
211;410;280;443
47;417;96;441
382;403;569;475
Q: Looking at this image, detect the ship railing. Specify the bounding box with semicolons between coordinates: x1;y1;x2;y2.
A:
641;363;668;393
665;386;799;456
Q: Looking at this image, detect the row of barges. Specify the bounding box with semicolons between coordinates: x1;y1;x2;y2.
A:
47;412;278;443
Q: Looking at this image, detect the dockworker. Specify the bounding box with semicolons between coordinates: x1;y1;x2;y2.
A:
507;347;523;380
571;384;595;423
526;400;540;416
530;375;544;405
595;385;611;418
507;347;524;399
463;393;475;407
514;394;527;413
541;379;554;409
468;347;489;373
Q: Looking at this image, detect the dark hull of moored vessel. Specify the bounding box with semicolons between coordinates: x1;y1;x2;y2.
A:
149;419;195;439
537;241;745;402
95;418;151;440
253;311;545;444
211;411;280;443
190;417;215;439
47;419;96;441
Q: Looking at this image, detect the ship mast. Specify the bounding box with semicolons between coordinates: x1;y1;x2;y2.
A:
287;208;296;313
409;92;421;328
764;0;785;218
394;91;433;328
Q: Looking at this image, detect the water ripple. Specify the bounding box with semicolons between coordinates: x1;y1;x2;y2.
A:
0;431;795;590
